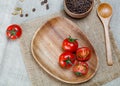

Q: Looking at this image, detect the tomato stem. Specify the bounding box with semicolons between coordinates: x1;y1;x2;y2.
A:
65;57;73;66
10;29;16;36
68;36;77;42
75;72;82;76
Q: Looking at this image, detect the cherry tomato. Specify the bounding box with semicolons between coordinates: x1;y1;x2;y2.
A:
59;52;76;68
62;36;78;52
76;47;91;62
6;24;22;40
73;61;89;76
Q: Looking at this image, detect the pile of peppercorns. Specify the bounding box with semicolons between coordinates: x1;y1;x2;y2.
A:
66;0;93;14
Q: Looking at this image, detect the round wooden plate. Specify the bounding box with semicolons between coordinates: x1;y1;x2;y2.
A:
31;17;98;84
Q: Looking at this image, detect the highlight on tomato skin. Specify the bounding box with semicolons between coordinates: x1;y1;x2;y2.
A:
76;47;91;62
62;36;78;53
59;52;76;69
73;61;89;76
6;24;22;40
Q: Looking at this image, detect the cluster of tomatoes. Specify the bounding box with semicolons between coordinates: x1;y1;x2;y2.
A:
59;36;91;76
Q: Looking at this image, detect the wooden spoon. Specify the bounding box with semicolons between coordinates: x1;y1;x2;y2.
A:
97;3;113;66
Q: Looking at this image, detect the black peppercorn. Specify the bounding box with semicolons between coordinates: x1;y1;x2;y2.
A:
20;14;23;17
32;8;36;12
44;0;47;3
41;1;45;5
46;4;49;10
25;14;28;17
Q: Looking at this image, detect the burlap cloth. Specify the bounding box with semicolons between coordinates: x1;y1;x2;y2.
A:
19;0;120;86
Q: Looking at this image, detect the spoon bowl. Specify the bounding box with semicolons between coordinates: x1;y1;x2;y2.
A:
97;3;113;66
97;3;112;18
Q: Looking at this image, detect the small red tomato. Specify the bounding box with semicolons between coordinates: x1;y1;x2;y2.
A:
62;36;78;52
76;47;91;61
59;52;76;68
73;61;89;76
6;24;22;40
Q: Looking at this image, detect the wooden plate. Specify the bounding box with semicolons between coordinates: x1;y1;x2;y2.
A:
31;17;98;84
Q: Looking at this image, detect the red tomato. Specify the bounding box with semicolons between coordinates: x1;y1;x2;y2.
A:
59;52;76;68
62;36;78;52
73;61;89;76
76;47;91;61
6;24;22;40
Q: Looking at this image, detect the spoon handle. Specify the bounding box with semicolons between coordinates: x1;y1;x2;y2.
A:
104;24;113;66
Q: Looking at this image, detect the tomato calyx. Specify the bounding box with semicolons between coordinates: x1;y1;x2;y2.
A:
68;36;77;42
75;72;82;76
64;57;73;66
7;29;18;36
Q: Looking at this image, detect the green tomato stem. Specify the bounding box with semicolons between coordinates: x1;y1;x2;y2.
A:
75;72;82;76
65;57;73;66
68;36;77;42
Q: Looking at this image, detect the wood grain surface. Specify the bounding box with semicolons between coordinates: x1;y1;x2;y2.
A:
31;17;98;84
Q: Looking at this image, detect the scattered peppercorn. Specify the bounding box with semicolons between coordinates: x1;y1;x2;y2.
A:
46;4;49;10
32;8;36;12
20;14;23;17
44;0;48;3
41;1;45;5
25;14;28;17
